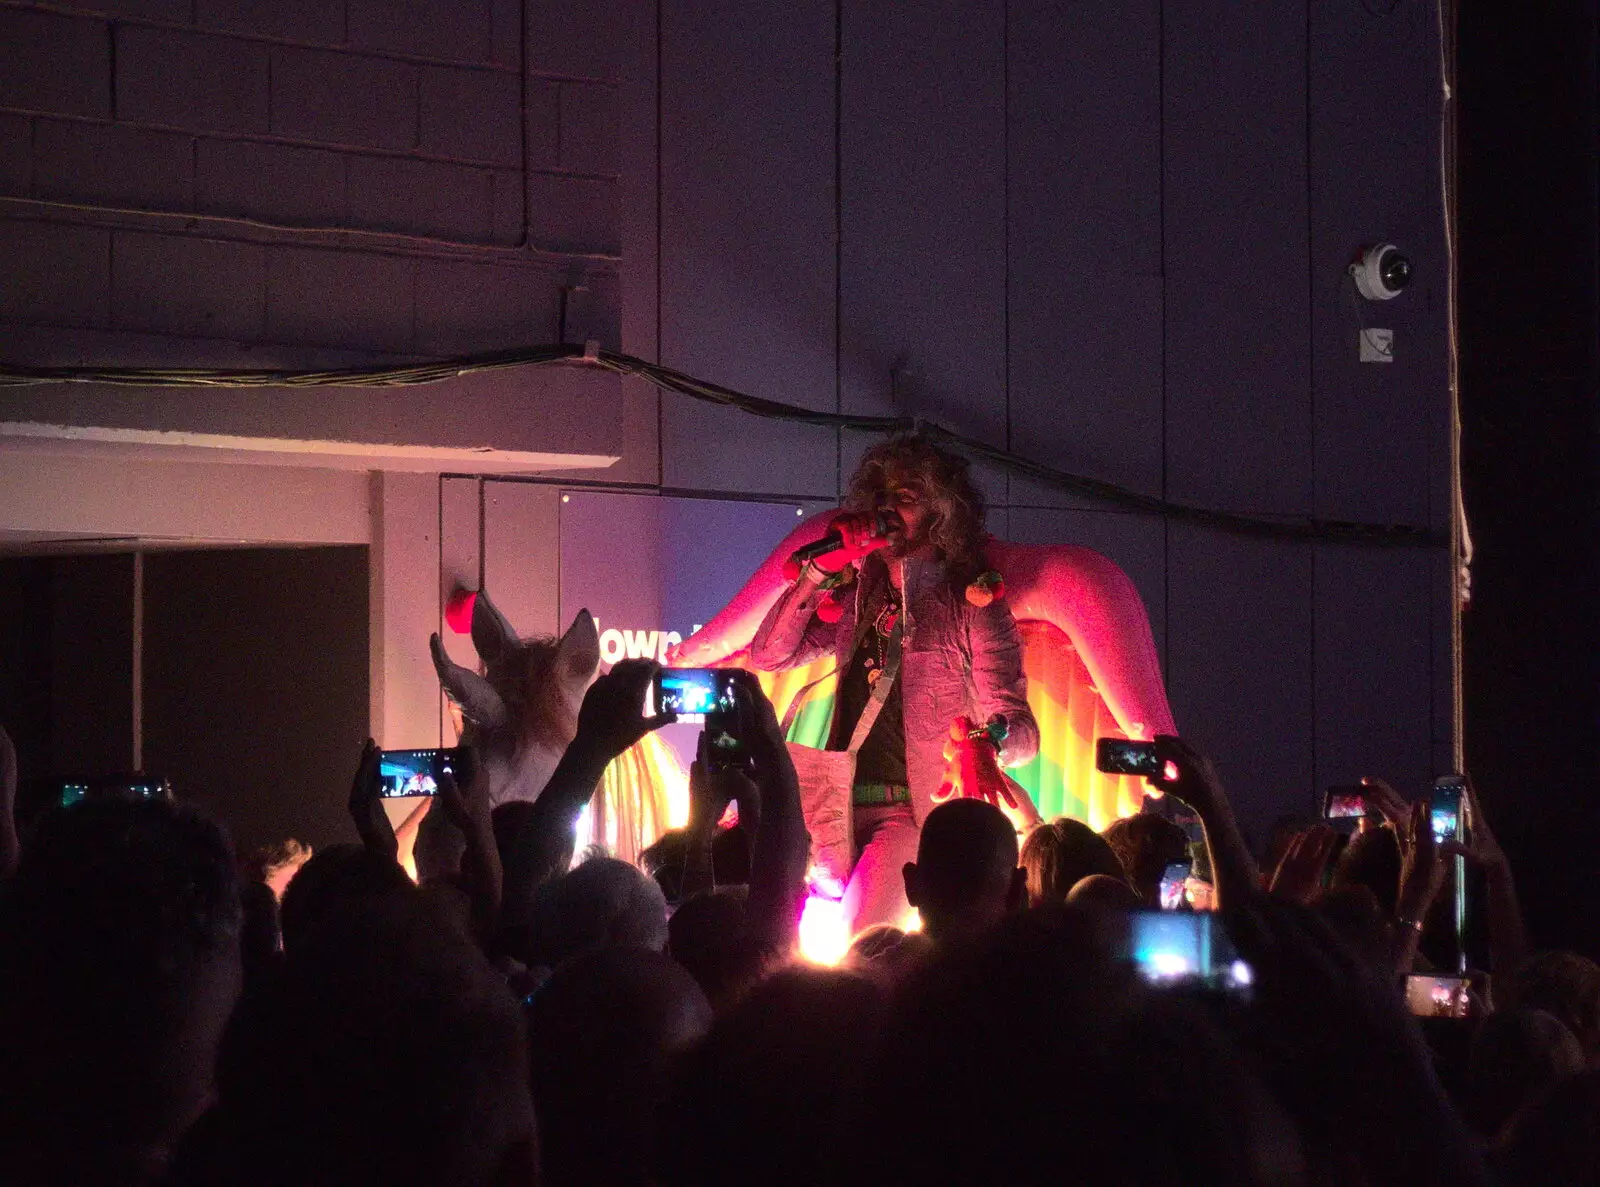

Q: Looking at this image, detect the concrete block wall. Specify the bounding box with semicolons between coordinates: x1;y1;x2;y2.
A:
0;0;622;363
623;0;1455;842
0;0;1457;846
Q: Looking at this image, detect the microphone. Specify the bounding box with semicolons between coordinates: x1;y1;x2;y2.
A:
786;510;899;570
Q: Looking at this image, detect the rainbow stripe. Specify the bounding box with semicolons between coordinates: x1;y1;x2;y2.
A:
756;619;1144;832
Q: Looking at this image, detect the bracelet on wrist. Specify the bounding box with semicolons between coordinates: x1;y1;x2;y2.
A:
1399;915;1425;934
803;561;852;591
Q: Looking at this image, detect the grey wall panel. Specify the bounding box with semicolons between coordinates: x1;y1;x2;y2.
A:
1166;524;1315;841
1163;4;1311;515
1313;545;1434;797
659;0;838;497
839;0;1006;449
1309;0;1447;525
1007;0;1162;511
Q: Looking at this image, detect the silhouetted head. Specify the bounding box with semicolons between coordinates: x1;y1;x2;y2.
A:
857;904;1306;1187
660;967;886;1187
1330;826;1402;918
1101;813;1190;906
1021;817;1128;905
667;887;767;1012
902;799;1023;944
0;799;242;1184
1501;951;1600;1060
527;946;712;1186
640;825;752;903
1501;1069;1600;1187
1468;1007;1585;1141
1066;873;1143;911
215;894;536;1186
277;842;415;957
526;856;669;969
243;837;313;901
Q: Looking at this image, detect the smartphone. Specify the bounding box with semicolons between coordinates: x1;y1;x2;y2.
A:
1323;785;1371;820
1405;974;1471;1019
376;748;473;798
1158;860;1193;910
1096;738;1162;778
1126;909;1253;997
57;776;171;807
1431;776;1466;843
1159;861;1193;910
649;667;738;724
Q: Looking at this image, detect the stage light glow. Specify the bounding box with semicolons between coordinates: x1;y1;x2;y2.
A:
1143;950;1192;979
798;893;851;966
901;907;923;933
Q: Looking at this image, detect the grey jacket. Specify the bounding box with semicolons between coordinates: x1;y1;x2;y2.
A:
748;551;1040;825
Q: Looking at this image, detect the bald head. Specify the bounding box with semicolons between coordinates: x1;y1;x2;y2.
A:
903;800;1023;943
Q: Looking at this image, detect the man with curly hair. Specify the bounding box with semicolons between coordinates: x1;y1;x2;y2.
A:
750;436;1038;932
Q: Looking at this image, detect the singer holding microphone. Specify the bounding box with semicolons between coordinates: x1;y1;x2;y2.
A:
749;436;1039;933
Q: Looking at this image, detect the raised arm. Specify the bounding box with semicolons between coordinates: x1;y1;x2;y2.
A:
729;670;811;957
1455;777;1528;977
1147;735;1259;912
348;738;399;864
501;660;676;919
747;568;840;672
437;759;502;938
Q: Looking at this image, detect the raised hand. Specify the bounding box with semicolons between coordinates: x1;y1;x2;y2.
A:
437;755;502;932
1145;734;1258;910
437;756;490;833
687;731;750;833
809;512;892;573
1447;776;1527;975
1358;776;1411;833
570;658;677;765
1224;892;1492;1186
1147;734;1225;817
348;738;398;862
933;715;1018;810
1396;801;1448;928
1269;824;1340;904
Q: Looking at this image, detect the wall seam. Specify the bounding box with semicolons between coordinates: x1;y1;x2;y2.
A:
1158;0;1170;690
1002;0;1011;517
654;0;664;488
834;0;844;498
1305;0;1317;806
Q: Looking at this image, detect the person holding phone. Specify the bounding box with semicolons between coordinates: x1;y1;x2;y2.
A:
748;436;1039;932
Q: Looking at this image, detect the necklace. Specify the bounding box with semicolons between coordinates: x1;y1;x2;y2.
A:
864;587;901;687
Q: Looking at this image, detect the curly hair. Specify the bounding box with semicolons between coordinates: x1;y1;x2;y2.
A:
843;435;988;582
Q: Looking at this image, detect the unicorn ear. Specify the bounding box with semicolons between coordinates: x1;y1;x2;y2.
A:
556;609;601;681
470;589;520;666
430;634;509;731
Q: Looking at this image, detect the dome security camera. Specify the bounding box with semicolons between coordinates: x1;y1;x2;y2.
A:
1350;244;1411;301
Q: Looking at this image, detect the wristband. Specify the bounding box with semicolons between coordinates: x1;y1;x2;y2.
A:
966;717;1008;750
1399;916;1425;934
803;561;853;591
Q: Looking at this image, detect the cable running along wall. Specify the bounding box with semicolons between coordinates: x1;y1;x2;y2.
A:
0;345;1443;548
